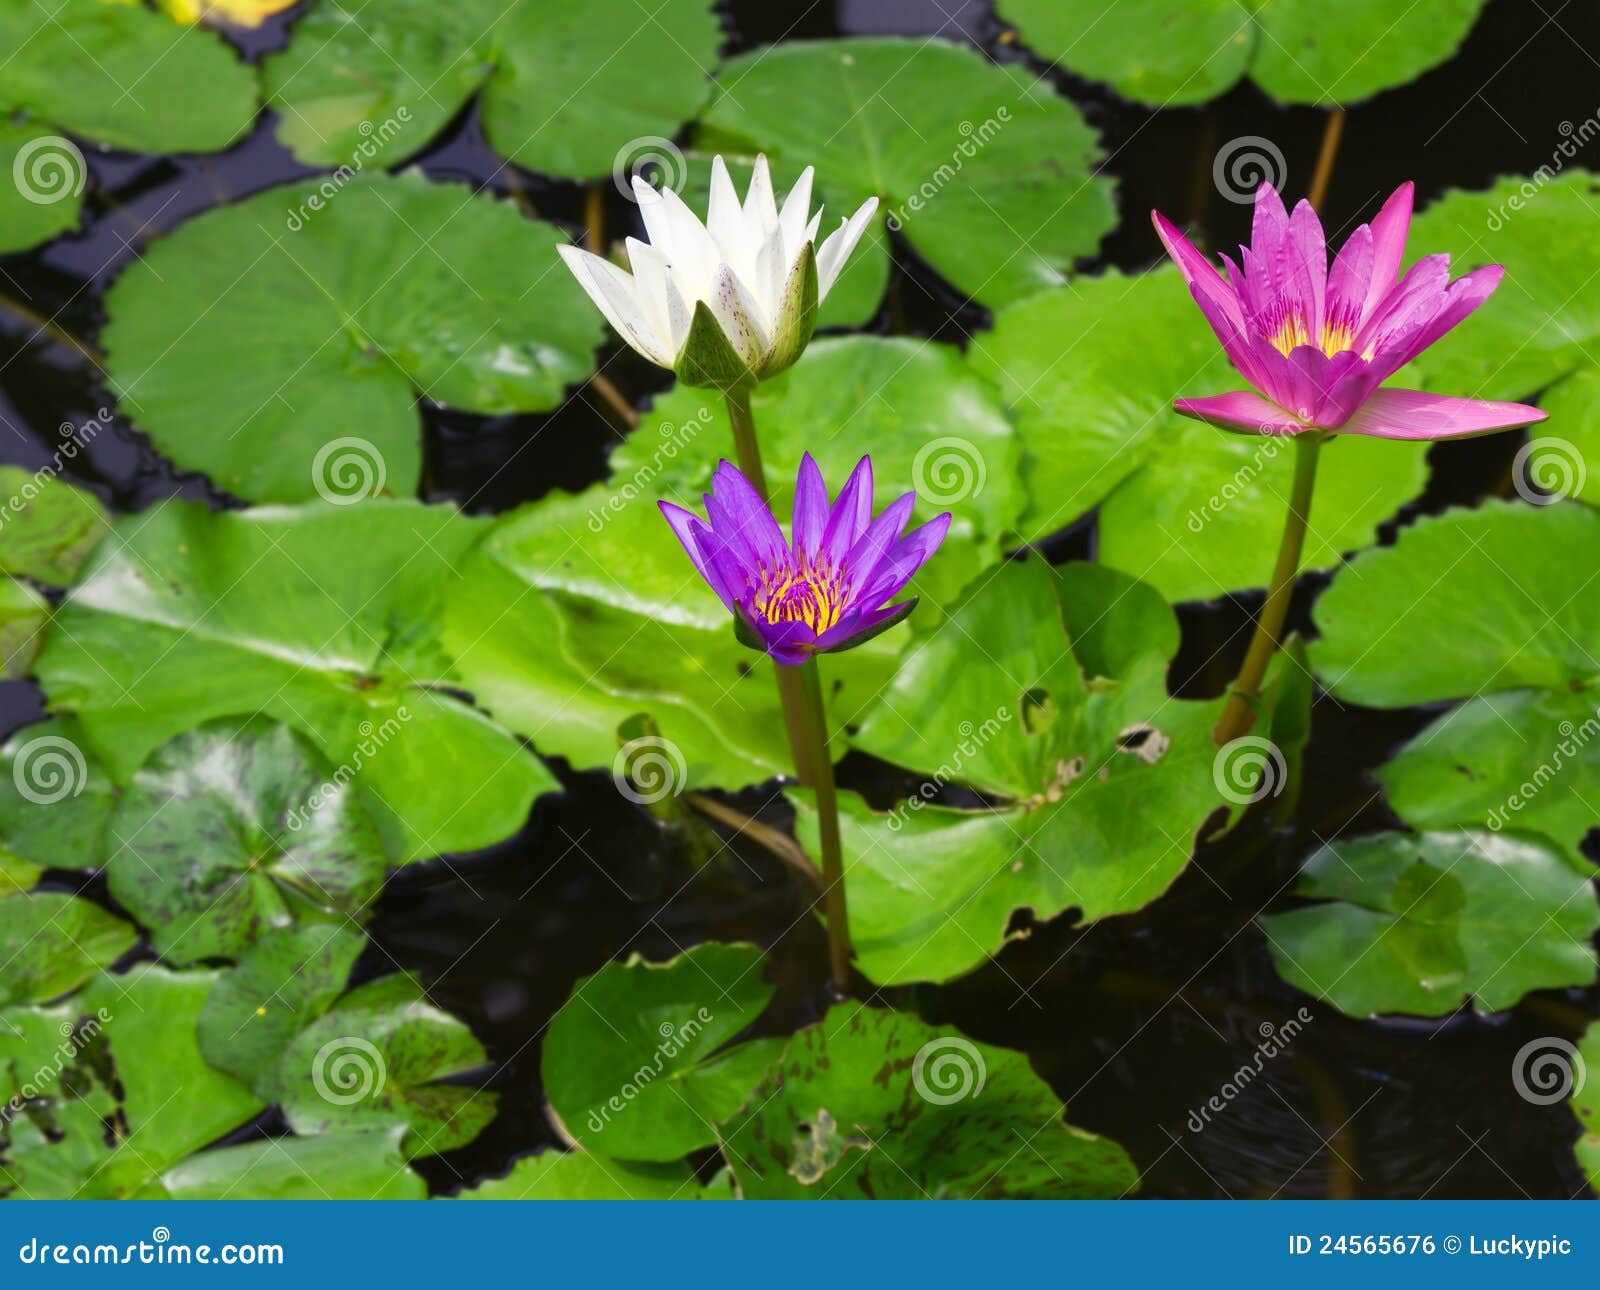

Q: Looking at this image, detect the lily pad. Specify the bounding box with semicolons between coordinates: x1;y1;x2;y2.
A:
794;557;1237;985
1261;830;1599;1017
693;37;1116;311
968;269;1429;602
34;499;558;861
459;1151;729;1200
0;893;135;1006
0;468;109;586
0;717;116;869
271;973;497;1159
543;943;782;1162
154;1127;424;1200
105;719;387;965
101;173;604;503
718;1002;1138;1198
0;0;258;251
1573;1024;1600;1190
199;925;367;1093
0;848;40;898
262;0;721;178
1310;503;1600;860
0;578;48;678
998;0;1491;107
0;966;263;1199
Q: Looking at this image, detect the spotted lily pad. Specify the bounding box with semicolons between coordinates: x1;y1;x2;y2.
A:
0;468;108;586
1310;503;1600;861
0;893;135;1006
34;499;558;861
718;1002;1138;1198
543;943;782;1162
693;37;1115;311
101;173;604;503
1261;830;1599;1017
967;269;1429;602
262;0;721;178
998;0;1491;107
793;557;1242;985
271;973;497;1159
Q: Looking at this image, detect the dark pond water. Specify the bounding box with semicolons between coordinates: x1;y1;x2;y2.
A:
3;0;1598;1198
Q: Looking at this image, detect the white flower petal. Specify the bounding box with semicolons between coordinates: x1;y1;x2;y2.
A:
742;154;779;242
557;244;673;367
707;263;772;369
632;177;675;254
754;223;787;328
624;237;684;361
816;196;878;300
657;185;720;303
705;155;747;272
777;165;815;259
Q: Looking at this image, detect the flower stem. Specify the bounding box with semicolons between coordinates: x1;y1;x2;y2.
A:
1212;432;1322;745
796;656;853;996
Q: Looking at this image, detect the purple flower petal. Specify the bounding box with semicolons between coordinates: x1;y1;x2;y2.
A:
856;512;951;607
844;490;916;591
1337;389;1546;441
822;455;874;565
792;451;828;558
658;501;731;606
706;459;786;571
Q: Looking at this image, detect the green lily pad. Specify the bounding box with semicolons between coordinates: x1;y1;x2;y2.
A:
105;719;387;965
719;1002;1139;1198
998;0;1490;107
444;337;1008;791
0;578;48;678
263;0;721;178
102;173;603;503
543;943;782;1162
0;467;108;586
271;973;497;1159
0;848;41;898
199;925;367;1093
1261;830;1599;1018
693;37;1115;312
0;717;116;869
794;557;1238;985
1310;503;1600;861
968;269;1428;602
0;0;257;252
154;1127;424;1200
0;893;135;1006
1572;1024;1600;1190
1;966;263;1199
34;499;558;861
459;1150;728;1200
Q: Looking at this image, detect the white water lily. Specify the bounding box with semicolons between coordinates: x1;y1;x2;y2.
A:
557;154;877;389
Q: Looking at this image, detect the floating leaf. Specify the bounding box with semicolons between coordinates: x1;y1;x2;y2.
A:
1573;1024;1600;1190
459;1151;727;1200
0;717;116;869
1310;503;1600;860
693;37;1115;311
35;499;557;861
263;0;721;178
543;943;781;1162
0;467;108;586
998;0;1490;106
0;578;48;678
968;269;1428;602
0;848;40;898
271;974;497;1159
1261;830;1599;1017
105;719;387;965
0;893;135;1006
794;557;1235;985
199;925;367;1093
719;1002;1138;1198
0;0;257;251
154;1128;425;1200
102;173;603;503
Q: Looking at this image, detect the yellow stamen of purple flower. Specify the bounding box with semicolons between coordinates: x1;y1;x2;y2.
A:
756;559;848;633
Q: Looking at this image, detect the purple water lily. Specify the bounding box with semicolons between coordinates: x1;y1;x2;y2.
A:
1153;181;1545;439
660;454;950;666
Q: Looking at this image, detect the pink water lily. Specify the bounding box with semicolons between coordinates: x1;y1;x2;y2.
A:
1152;182;1545;440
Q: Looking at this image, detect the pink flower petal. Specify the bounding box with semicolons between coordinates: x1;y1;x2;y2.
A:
1172;391;1308;436
1337;388;1546;441
1362;182;1414;323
